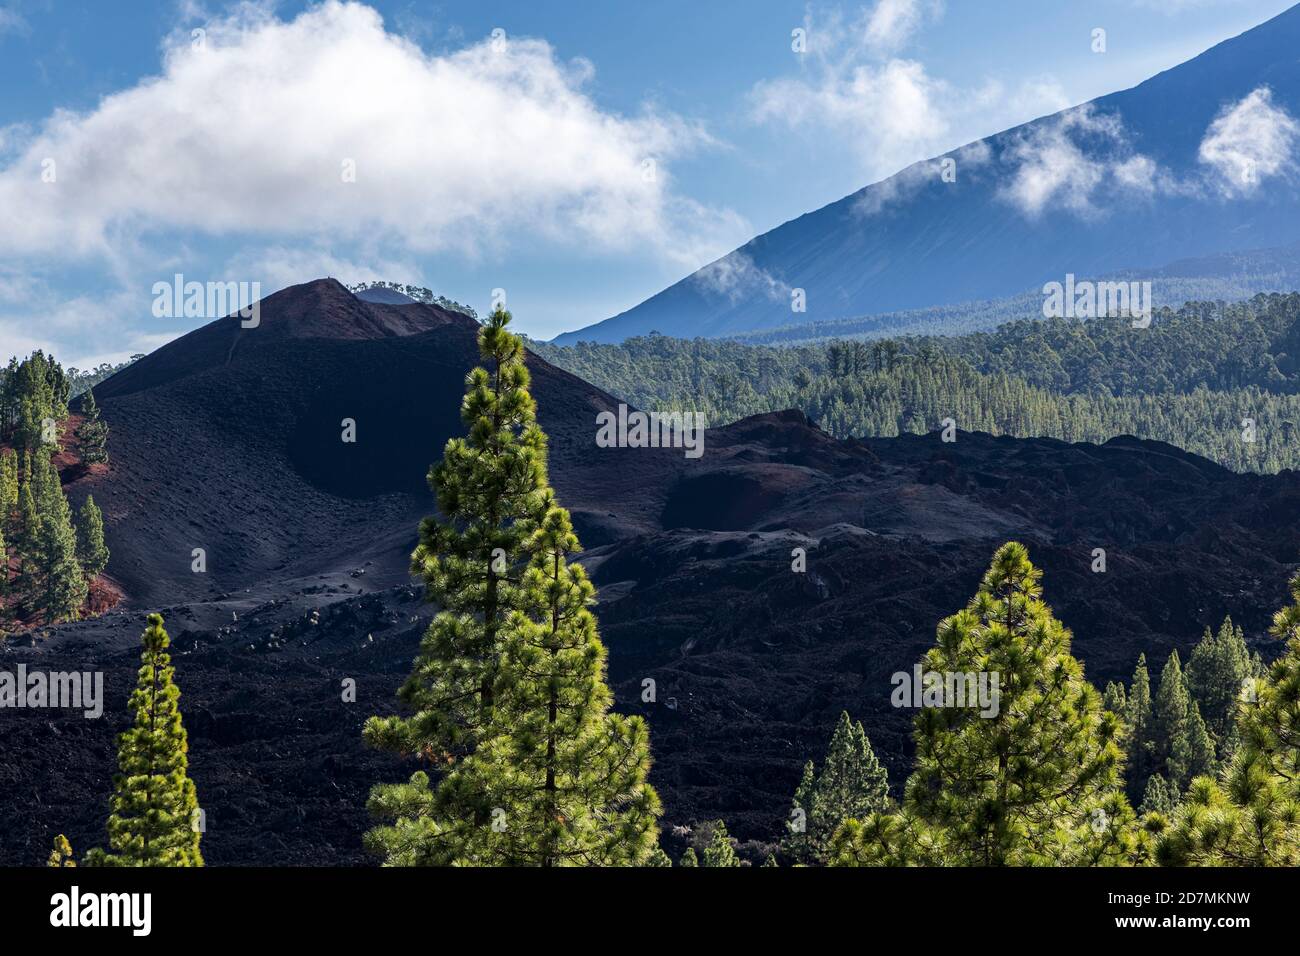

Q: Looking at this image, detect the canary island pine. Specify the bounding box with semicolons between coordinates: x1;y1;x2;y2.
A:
833;542;1141;866
86;614;202;866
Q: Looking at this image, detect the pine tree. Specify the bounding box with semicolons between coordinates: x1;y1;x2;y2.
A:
423;505;661;865
784;760;818;864
1169;699;1216;789
11;477;36;609
1154;655;1190;780
1151;650;1215;788
30;446;61;515
833;543;1137;866
86;614;203;867
700;820;742;867
1138;774;1179;817
1125;654;1154;799
679;847;698;867
47;834;76;867
35;511;86;623
646;846;673;867
76;494;109;578
1103;680;1127;717
785;711;890;864
762;853;778;867
18;444;86;622
0;450;17;519
1185;616;1262;751
364;307;611;865
366;305;549;755
1157;572;1300;866
75;387;109;465
812;712;889;838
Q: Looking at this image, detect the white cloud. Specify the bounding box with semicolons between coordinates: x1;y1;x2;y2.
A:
863;0;941;53
0;1;741;269
999;106;1169;218
0;281;181;370
751;3;1068;185
853;139;992;216
1112;154;1159;192
222;244;421;297
691;251;789;304
754;56;951;181
1198;86;1299;196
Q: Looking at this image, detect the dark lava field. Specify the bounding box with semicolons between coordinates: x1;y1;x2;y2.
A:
4;279;1299;865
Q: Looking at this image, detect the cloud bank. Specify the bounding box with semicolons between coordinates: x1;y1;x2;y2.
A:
0;0;749;364
0;0;740;267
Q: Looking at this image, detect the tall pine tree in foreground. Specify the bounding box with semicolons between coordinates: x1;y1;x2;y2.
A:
86;614;202;866
365;307;658;865
443;504;659;865
364;306;549;864
1158;572;1300;866
832;543;1143;866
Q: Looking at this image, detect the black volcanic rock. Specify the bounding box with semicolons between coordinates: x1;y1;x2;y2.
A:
8;280;1300;865
75;278;663;606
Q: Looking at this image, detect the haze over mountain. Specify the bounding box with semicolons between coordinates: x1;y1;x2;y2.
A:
556;3;1300;345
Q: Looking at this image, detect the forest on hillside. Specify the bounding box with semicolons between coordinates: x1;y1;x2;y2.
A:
532;292;1300;473
0;352;112;628
728;258;1300;345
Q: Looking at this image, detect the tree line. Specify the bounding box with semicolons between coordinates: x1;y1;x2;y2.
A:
0;352;110;629
532;294;1300;474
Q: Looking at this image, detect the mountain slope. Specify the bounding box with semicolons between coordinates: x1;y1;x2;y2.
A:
556;3;1300;344
80;279;679;607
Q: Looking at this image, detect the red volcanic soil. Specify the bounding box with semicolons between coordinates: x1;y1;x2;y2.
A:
4;278;1300;865
0;412;122;627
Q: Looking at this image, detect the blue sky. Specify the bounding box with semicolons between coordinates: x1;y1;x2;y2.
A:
0;0;1296;364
